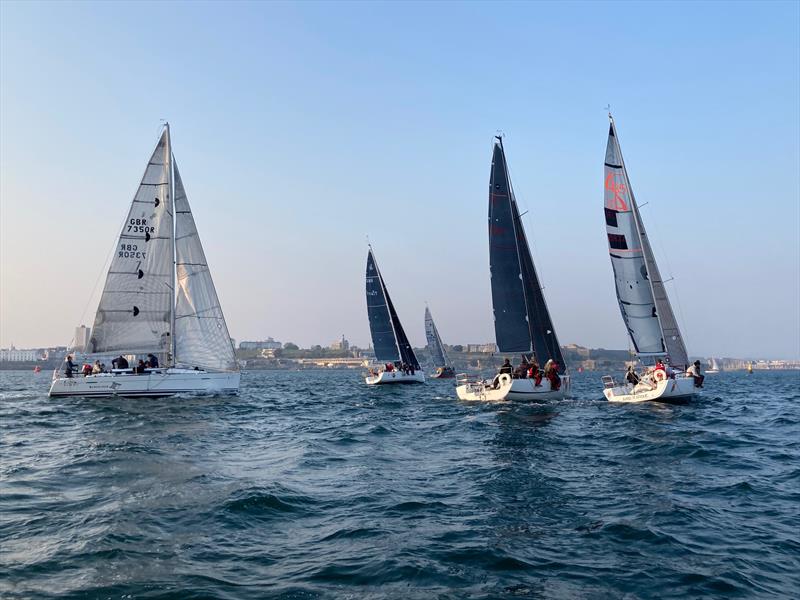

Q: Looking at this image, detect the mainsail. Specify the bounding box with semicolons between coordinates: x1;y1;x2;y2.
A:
88;125;237;372
89;130;174;356
173;163;237;371
488;137;566;372
424;306;451;369
604;117;689;368
365;248;420;369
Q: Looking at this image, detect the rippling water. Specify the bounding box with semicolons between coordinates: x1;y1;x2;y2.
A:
1;369;798;598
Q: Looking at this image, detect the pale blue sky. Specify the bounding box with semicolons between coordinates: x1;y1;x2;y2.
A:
1;1;798;359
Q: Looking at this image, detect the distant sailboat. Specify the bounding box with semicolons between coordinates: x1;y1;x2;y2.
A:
456;136;570;401
49;125;240;398
425;306;454;379
706;358;721;374
365;246;425;384
600;115;699;402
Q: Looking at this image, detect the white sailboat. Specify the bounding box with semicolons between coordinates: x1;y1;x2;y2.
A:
706;358;721;373
49;125;240;398
425;306;455;379
364;246;425;384
456;137;570;402
600;115;699;403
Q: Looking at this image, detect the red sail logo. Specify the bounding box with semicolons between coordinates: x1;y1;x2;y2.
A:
605;172;629;211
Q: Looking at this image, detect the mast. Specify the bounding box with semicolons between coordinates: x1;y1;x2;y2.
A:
498;136;533;352
166;122;176;366
490;136;566;372
608;115;688;367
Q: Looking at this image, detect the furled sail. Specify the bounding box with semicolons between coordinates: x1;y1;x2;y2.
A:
173;162;237;371
89;130;174;356
604;118;689;368
365;249;420;369
488;137;566;372
424;306;451;369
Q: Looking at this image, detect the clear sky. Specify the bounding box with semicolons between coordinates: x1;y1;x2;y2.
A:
1;1;798;359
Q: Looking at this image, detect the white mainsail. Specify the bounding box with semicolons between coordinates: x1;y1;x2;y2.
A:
424;306;451;369
604;117;689;368
173;163;237;371
89;130;174;356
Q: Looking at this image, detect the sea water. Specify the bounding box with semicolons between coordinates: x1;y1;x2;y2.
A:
1;369;798;598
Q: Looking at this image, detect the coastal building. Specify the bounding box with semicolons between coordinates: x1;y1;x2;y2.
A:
0;347;38;361
329;335;350;351
466;343;498;353
239;338;282;350
73;325;91;352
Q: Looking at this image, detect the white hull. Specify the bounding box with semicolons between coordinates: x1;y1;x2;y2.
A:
48;368;240;398
456;373;570;402
365;370;425;385
603;374;698;403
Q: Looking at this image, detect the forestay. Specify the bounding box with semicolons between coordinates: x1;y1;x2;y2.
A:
604;118;689;368
424;306;450;369
89;130;174;356
173;163;237;371
488;138;566;372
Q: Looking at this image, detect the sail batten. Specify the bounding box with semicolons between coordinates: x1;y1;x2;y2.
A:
488;138;566;372
604;118;689;368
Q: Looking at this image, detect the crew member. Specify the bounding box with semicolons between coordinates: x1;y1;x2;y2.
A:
687;360;705;388
64;355;75;378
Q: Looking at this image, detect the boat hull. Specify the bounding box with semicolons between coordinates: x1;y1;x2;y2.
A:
430;367;455;379
603;374;698;403
456;374;570;402
365;370;425;385
48;369;240;398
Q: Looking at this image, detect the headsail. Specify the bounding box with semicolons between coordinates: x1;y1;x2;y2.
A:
604;117;689;368
173;162;237;371
365;248;420;369
89;129;174;356
488;138;566;372
424;306;451;369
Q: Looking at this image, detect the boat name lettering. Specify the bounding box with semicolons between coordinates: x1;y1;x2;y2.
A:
119;243;146;259
127;218;154;234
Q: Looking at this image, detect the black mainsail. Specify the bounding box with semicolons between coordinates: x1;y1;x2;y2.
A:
365;248;420;370
488;137;566;372
604;117;689;368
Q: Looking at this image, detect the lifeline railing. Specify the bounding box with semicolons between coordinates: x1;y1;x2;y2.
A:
456;373;483;387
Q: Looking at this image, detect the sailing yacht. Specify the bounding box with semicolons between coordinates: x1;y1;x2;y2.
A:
49;125;240;397
365;246;425;384
706;358;721;374
456;136;570;401
425;306;455;379
600;115;698;403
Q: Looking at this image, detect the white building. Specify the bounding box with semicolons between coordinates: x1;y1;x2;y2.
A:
330;335;350;351
0;347;38;361
239;338;282;350
466;343;498;353
74;325;91;352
